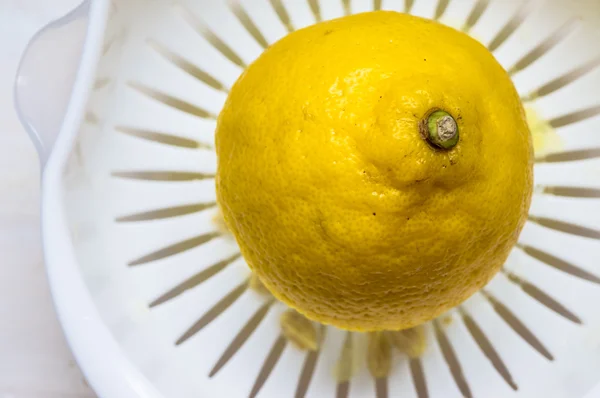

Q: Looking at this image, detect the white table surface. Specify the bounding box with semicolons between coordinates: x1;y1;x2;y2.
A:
0;1;96;397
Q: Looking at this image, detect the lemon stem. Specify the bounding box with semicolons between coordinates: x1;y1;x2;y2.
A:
419;109;459;150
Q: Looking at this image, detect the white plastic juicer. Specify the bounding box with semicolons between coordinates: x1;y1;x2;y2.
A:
13;0;600;397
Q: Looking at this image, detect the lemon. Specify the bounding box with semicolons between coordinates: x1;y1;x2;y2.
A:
216;11;533;331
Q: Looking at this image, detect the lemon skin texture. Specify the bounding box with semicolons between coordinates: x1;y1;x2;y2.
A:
216;11;533;331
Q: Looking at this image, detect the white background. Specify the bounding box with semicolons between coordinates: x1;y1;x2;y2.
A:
0;0;95;397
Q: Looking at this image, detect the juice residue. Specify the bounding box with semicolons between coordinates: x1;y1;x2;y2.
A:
526;105;563;157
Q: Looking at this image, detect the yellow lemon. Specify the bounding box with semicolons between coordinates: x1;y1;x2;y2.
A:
216;11;533;331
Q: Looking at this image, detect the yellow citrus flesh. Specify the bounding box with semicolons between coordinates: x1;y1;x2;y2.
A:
216;11;533;331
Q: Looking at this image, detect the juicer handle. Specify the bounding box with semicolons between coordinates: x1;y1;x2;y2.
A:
14;0;90;166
